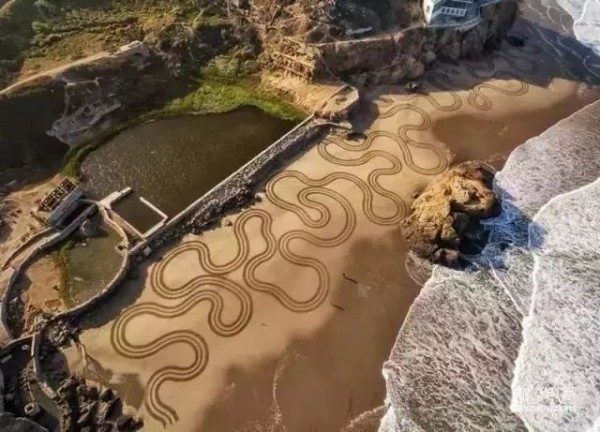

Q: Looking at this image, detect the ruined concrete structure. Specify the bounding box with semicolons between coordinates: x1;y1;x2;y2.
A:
35;178;82;227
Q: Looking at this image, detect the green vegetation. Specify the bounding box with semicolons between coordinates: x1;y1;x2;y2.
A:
0;0;206;86
54;240;75;309
162;56;307;121
163;80;306;121
62;70;307;178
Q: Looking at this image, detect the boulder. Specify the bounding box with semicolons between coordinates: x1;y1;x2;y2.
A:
99;388;114;402
400;161;499;267
115;415;135;431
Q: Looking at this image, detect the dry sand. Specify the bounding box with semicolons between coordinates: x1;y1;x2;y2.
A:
64;40;597;432
0;179;54;272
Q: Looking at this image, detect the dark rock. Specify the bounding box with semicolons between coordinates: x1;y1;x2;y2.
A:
345;130;367;140
77;410;92;428
77;383;89;397
116;415;135;431
404;81;423;93
88;386;100;400
400;161;499;267
506;34;525;47
102;398;119;420
99;388;114;402
98;423;113;432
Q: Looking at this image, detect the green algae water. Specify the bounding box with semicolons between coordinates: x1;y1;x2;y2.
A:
81;107;295;217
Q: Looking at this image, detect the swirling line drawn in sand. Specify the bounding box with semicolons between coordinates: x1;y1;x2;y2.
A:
108;52;546;425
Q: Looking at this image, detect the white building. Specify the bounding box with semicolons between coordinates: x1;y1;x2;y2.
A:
423;0;501;27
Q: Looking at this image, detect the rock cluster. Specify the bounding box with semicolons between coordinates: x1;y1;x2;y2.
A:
56;376;142;432
400;161;499;267
0;412;46;432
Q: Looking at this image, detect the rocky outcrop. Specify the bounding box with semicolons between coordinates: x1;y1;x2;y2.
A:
55;376;142;432
0;413;47;432
254;0;516;83
400;161;499;267
0;10;253;175
0;42;168;152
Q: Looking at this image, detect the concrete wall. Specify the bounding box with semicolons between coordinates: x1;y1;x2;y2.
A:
1;227;55;271
51;206;130;321
30;332;57;401
130;113;327;255
0;205;97;341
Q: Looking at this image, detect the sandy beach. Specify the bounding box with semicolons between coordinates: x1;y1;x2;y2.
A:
61;31;598;432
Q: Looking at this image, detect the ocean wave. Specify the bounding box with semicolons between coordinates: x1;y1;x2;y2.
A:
512;178;600;431
379;101;600;431
555;0;600;56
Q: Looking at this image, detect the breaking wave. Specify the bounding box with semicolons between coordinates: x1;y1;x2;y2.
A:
552;0;600;56
379;98;600;431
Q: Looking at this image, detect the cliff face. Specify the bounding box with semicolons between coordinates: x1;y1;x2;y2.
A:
314;1;518;84
0;43;169;176
0;0;517;180
0;0;258;179
257;0;517;83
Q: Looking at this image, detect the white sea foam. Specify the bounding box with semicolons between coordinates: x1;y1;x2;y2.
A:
378;100;600;430
377;2;600;427
511;178;600;431
553;0;600;56
380;267;526;432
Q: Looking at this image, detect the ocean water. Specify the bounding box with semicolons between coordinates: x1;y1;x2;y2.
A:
379;99;600;431
551;0;600;56
511;178;600;431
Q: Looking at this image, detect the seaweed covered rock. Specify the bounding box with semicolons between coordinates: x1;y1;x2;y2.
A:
400;161;499;267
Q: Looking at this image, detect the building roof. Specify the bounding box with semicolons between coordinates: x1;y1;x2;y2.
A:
37;179;78;213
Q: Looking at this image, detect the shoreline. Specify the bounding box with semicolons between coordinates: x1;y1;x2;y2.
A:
380;99;600;431
64;54;599;430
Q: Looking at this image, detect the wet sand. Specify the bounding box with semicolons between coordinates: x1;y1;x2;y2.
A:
63;36;598;432
431;82;598;169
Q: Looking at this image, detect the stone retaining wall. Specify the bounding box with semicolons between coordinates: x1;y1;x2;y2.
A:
314;1;517;82
0;205;97;341
131;113;328;254
1;227;55;271
51;207;131;322
30;332;57;401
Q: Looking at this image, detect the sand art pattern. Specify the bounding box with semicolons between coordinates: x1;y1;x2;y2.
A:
107;43;564;428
